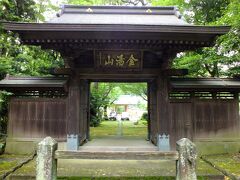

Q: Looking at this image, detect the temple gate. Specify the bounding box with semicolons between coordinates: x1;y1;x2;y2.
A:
0;5;240;154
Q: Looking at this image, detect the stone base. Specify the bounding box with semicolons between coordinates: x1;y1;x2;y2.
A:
5;139;38;154
194;139;240;155
5;138;66;154
4;137;240;155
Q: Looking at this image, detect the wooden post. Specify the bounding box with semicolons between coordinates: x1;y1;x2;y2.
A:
36;137;58;180
67;76;81;135
176;138;197;180
148;80;158;144
156;75;170;146
67;77;89;145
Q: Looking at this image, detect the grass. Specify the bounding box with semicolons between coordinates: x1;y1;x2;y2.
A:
202;153;240;178
90;120;147;139
0;154;28;177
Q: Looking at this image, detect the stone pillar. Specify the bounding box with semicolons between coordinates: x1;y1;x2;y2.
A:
36;137;58;180
176;138;197;180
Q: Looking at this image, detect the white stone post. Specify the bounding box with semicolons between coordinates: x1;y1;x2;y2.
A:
36;137;58;180
176;138;197;180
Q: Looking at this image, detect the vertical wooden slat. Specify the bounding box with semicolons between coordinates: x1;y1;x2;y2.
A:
9;98;67;140
169;102;192;149
193;99;239;138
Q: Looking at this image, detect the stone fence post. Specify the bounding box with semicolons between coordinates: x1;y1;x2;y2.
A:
176;138;197;180
36;137;58;180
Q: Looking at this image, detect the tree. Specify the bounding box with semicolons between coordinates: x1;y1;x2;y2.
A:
66;0;150;6
216;0;240;77
117;83;148;101
169;0;239;77
90;83;122;126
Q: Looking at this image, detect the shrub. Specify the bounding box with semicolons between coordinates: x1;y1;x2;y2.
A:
141;112;148;121
90;115;101;127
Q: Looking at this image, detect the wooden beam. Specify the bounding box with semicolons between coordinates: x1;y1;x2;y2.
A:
51;68;188;76
163;69;188;76
51;68;72;75
55;150;179;160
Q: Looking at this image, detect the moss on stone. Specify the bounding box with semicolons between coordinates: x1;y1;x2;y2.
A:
0;154;29;177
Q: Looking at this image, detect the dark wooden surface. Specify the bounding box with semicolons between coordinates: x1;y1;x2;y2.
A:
7;84;240;149
169;98;239;149
67;77;81;135
148;80;158;144
193;99;239;139
8;98;67;139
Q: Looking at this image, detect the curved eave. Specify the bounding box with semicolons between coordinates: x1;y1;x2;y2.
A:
2;22;230;50
170;78;240;92
3;22;230;34
0;77;69;92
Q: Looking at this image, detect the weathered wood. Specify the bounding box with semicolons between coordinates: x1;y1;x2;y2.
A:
148;80;158;144
193;99;239;138
8;98;67;139
67;76;81;135
163;69;188;76
169;102;193;149
52;68;72;75
79;80;90;141
156;75;170;146
54;150;179;160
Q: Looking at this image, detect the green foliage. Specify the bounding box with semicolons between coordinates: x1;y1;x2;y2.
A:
184;0;230;25
89;116;101;127
140;112;148;126
66;0;124;5
0;0;63;77
117;83;147;101
0;91;11;134
90;83;122;126
170;0;239;77
89;83;147;127
151;0;186;9
141;112;148;121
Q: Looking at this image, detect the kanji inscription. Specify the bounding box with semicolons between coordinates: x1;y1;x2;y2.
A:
95;50;142;70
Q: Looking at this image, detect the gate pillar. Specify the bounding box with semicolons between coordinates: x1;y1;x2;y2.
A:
67;75;89;144
156;75;171;150
67;75;81;136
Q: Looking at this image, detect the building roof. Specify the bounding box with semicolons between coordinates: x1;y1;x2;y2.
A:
170;78;240;91
49;5;188;26
2;5;230;51
0;77;240;92
114;95;144;105
0;76;68;91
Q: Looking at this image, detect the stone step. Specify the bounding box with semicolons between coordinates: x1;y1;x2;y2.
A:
79;146;158;151
55;150;179;160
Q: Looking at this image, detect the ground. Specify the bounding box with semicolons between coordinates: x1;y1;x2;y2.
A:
0;121;239;179
90;120;147;139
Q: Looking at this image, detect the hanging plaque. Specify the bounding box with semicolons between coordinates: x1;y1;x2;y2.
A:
95;50;143;70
